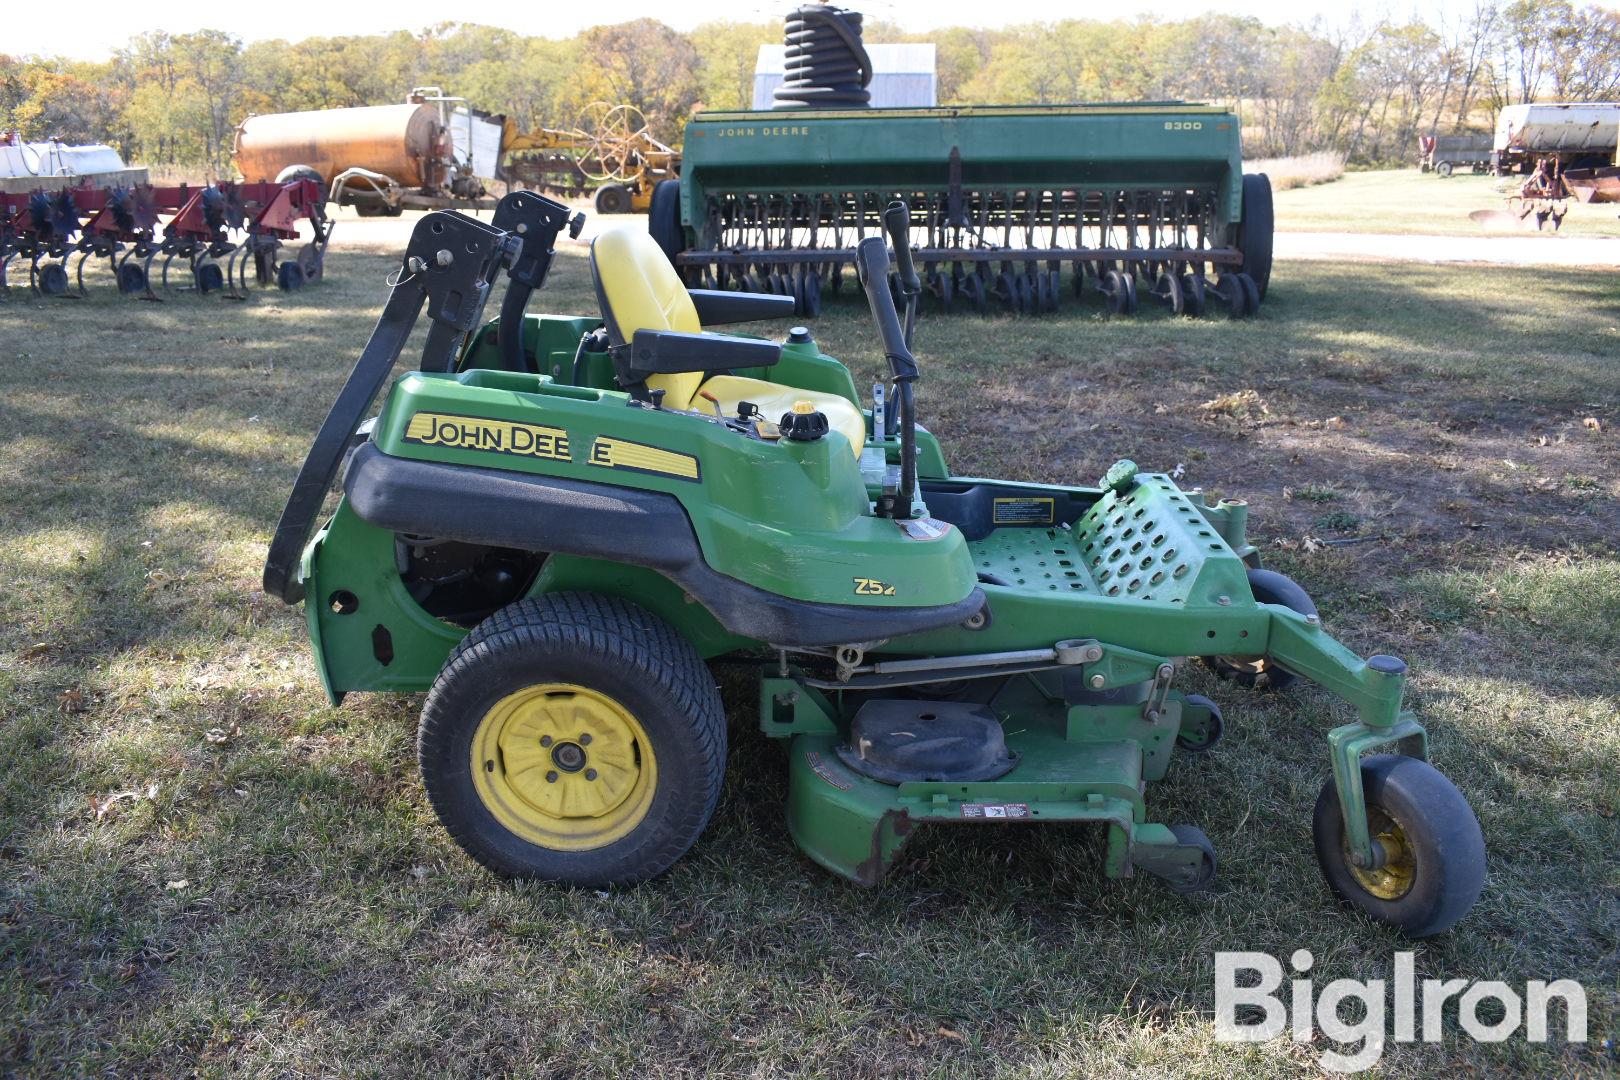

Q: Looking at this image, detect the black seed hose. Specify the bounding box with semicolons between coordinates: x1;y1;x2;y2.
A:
772;5;873;109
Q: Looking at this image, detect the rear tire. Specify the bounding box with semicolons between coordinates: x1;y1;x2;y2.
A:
419;592;727;886
647;179;684;267
1312;755;1485;937
595;183;632;215
1237;173;1274;300
274;164;328;212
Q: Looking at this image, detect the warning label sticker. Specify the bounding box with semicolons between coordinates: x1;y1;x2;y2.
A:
961;803;1031;819
805;751;851;791
992;497;1056;526
897;516;952;541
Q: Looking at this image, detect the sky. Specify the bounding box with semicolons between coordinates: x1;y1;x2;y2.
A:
8;0;1493;60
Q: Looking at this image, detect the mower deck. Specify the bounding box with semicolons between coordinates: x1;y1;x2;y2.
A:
781;672;1212;887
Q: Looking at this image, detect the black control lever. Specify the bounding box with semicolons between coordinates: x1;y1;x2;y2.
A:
882;200;920;350
263;210;520;603
491;190;584;372
857;236;916;381
856;234;918;520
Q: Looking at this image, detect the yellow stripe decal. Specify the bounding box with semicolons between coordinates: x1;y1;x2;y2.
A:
588;436;700;482
403;412;570;462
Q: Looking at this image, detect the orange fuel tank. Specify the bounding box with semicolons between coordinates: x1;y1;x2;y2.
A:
233;103;450;187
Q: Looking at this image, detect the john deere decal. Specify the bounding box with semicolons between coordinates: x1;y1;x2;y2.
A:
405;412;570;461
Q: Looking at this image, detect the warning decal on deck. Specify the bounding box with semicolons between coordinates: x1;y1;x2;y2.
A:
896;516;952;541
961;803;1031;819
805;750;851;791
992;497;1055;526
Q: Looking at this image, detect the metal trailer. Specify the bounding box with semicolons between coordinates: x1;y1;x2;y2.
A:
1417;134;1492;177
234;88;497;217
1493;102;1620;173
657;102;1273;319
0;136;149;195
1490;102;1620;225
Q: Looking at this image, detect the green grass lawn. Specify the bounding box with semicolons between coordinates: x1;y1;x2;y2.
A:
1;250;1617;1077
1273;168;1620;238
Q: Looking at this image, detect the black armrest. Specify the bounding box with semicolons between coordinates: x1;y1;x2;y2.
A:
626;329;782;377
689;289;796;325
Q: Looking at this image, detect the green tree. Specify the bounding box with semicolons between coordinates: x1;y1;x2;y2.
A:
573;20;699;140
690;21;774;111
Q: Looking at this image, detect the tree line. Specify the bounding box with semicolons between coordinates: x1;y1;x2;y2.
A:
2;2;1616;178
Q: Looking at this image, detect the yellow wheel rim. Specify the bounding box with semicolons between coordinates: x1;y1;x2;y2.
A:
1347;808;1417;901
470;683;657;852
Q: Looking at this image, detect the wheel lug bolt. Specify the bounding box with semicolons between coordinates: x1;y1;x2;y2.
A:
585;769;598;781
579;733;592;745
546;771;559;783
540;735;553;747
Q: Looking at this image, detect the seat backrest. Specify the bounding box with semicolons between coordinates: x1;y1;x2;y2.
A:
589;227;704;409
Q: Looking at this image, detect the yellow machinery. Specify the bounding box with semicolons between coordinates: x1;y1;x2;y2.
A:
501;104;681;214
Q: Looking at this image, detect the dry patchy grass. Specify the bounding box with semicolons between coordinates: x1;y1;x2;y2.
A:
1272;168;1620;238
1246;152;1347;191
1;249;1617;1078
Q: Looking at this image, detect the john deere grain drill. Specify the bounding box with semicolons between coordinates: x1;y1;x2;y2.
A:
648;5;1273;319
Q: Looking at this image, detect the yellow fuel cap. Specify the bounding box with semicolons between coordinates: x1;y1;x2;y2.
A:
791;399;816;415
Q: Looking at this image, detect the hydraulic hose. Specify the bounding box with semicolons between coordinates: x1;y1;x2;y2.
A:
772;5;873;109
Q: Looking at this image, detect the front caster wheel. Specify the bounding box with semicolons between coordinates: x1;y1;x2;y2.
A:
418;592;727;886
1176;694;1224;753
1312;755;1485;938
1163;824;1217;894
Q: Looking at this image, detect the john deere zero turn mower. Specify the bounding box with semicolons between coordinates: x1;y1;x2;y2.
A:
265;191;1485;936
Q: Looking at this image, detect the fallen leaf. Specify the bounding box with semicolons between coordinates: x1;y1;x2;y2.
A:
90;782;159;821
1585;417;1603;432
936;1025;965;1042
20;642;54;661
57;689;87;714
165;879;189;891
1199;389;1268;420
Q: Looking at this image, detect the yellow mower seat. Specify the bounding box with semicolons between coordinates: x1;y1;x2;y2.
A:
590;228;866;455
